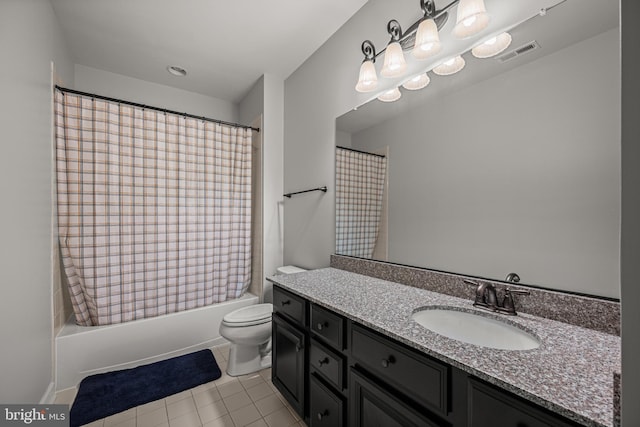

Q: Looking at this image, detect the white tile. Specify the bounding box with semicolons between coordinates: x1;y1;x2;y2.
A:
196;400;228;424
245;419;269;427
238;373;265;389
106;417;136;427
202;414;234;427
258;368;272;381
137;406;169;427
54;387;77;405
103;408;135;426
165;389;193;405
222;390;252;412
217;379;243;398
228;404;262;427
263;407;298;427
168;410;202;427
167;396;197;420
137;399;166;416
246;382;273;402
80;420;104;427
193;387;222;408
254;394;285;417
191;380;217;395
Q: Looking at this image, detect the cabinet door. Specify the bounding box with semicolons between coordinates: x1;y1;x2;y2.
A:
350;368;444;427
468;378;581;427
309;374;345;427
272;314;306;417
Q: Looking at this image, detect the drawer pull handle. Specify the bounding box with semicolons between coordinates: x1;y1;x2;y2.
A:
281;300;291;306
317;410;329;420
295;344;302;353
316;321;328;331
318;357;329;366
381;355;395;368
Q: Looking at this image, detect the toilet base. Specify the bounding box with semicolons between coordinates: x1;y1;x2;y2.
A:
226;342;272;376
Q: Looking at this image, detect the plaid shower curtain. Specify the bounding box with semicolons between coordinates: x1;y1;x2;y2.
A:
335;147;387;259
54;91;252;326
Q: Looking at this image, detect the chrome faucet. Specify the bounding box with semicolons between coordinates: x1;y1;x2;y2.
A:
464;278;530;316
464;279;498;310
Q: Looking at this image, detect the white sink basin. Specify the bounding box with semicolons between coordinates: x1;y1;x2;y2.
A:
411;307;540;351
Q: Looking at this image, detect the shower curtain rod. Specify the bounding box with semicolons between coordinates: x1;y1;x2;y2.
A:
54;85;260;132
337;146;386;158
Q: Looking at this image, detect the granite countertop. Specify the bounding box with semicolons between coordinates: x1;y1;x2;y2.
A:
268;268;620;427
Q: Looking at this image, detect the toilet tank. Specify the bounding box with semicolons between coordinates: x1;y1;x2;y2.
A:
276;265;306;275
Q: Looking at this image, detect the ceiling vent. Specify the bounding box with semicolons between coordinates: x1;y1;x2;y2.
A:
496;41;540;63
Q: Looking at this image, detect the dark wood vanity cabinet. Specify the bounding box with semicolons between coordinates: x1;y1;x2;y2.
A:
467;378;582;427
272;287;307;417
272;285;584;427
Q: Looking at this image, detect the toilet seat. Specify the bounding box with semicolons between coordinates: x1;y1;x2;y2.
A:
222;303;273;327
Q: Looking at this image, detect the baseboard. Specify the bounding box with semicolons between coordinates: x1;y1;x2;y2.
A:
40;381;56;404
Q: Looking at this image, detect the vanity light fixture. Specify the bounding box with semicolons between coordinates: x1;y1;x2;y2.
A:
471;32;513;58
377;87;402;102
354;0;493;98
413;0;442;60
355;0;450;93
452;0;490;39
355;41;378;92
433;55;466;76
380;20;408;78
402;73;431;90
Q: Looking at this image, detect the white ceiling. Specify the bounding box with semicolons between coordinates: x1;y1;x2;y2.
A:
51;0;368;103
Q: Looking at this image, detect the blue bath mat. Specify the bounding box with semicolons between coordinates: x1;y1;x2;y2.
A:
70;349;221;427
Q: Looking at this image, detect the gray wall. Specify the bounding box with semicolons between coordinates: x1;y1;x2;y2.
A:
0;0;73;403
74;65;238;123
351;29;620;298
284;0;398;269
621;0;639;424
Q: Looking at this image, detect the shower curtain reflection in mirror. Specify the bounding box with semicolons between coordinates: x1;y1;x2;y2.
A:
335;147;388;259
54;91;252;326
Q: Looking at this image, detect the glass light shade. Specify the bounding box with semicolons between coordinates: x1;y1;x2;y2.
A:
433;56;466;76
355;60;378;92
402;73;430;91
380;42;407;78
412;19;442;60
377;87;402;102
471;32;512;58
453;0;490;39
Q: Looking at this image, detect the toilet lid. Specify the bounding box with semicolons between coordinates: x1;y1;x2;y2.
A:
223;303;273;326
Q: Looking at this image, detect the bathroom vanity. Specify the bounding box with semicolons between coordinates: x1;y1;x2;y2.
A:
268;268;620;427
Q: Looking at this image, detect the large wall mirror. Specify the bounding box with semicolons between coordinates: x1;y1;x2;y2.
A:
335;0;620;298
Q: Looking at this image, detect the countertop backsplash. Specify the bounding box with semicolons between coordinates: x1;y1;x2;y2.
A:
330;254;620;336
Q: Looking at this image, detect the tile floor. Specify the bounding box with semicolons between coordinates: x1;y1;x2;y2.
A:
54;344;307;427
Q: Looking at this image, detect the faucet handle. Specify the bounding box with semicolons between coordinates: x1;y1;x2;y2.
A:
499;288;530;315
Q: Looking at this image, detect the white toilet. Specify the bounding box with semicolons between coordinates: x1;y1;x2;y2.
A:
219;265;306;376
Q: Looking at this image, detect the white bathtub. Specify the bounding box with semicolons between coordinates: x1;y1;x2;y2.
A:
55;293;258;391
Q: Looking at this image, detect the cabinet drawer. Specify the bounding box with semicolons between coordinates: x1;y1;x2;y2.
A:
310;304;345;350
273;286;307;326
310;338;345;390
350;324;449;416
310;374;345;427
